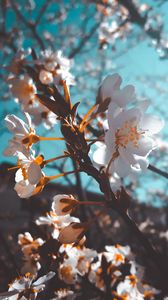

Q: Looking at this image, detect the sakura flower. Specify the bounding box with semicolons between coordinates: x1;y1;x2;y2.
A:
36;49;75;86
0;272;55;300
58;222;87;244
36;212;80;240
115;275;144;300
104;244;130;265
58;264;78;285
76;247;97;276
93;106;164;177
18;232;44;275
52;194;78;216
58;244;97;284
4;112;38;157
36;49;70;72
8;74;57;129
14;152;45;198
9;75;37;106
18;232;44;257
27;102;58;129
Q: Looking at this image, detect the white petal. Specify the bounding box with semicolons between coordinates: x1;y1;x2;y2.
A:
5;114;28;135
113;156;132;177
132;156;149;172
136;99;150;112
127;136;154;156
118;147;137;165
27;162;42;184
92;145;107;166
14;181;35;198
113;85;136;107
52;194;70;215
15;168;24;183
33;272;55;286
140;114;164;134
100;73;121;100
24;112;33;130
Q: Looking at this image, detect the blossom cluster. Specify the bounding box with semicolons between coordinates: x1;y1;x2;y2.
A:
2;47;165;299
0;194;158;299
96;0;149;48
93;73;164;179
7;48;74;129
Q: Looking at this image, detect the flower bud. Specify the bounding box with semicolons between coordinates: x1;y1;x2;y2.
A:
58;222;86;244
52;194;78;216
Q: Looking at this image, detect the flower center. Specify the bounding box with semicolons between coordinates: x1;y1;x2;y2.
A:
115;120;144;149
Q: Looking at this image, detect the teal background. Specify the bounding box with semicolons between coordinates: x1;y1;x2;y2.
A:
0;0;168;207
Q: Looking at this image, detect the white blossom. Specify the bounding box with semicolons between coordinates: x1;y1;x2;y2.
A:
0;272;55;300
36;49;75;86
93;78;164;178
14;152;45;198
52;194;78;216
18;232;44;275
9;75;37;106
36;212;80;240
4;112;36;157
58;222;86;244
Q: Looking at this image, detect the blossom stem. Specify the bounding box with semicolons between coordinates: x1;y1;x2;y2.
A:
47;168;81;181
148;164;168;179
38;136;65;141
44;154;69;165
7;165;20;171
79;201;105;206
86;138;102;142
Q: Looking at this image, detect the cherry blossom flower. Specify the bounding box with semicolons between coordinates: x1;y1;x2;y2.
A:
27;102;58;129
58;244;97;284
93;100;164;177
4;112;37;157
103;244;131;266
9;75;37;107
14;152;45;198
0;272;55;300
36;49;75;87
18;232;44;275
36;212;80;240
8;75;58;129
52;194;78;216
115;275;144;300
58;222;87;244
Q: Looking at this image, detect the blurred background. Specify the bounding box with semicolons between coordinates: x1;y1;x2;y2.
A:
1;0;168;207
1;0;168;293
